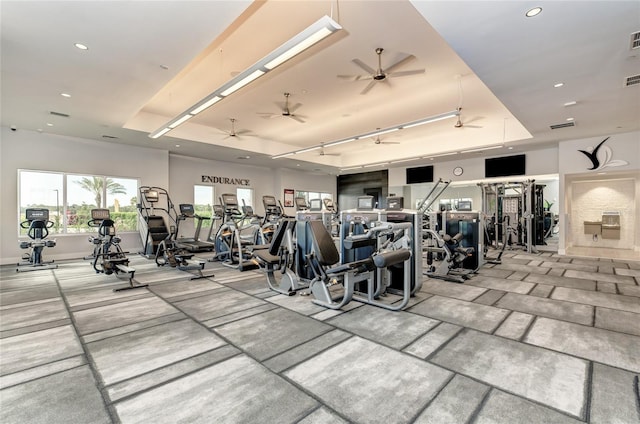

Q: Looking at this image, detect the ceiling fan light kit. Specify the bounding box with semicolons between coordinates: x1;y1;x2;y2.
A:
149;15;342;138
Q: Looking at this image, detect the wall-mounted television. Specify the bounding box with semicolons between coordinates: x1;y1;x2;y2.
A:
406;165;434;184
485;154;526;178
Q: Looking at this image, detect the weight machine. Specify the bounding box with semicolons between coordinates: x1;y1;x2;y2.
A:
17;208;58;272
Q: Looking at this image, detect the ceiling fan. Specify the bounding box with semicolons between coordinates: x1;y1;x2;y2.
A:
317;143;340;156
219;118;253;140
337;47;425;95
257;92;306;123
454;108;483;129
372;128;400;145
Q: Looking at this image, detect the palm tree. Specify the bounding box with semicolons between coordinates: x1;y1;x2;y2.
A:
75;177;126;208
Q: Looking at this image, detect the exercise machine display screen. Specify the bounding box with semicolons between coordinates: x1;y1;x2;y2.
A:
357;196;374;211
91;209;111;220
386;197;403;210
263;195;277;207
26;209;49;220
309;199;323;211
144;190;159;203
295;197;308;211
221;193;239;207
179;204;195;216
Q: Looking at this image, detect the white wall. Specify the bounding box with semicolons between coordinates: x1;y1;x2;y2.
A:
558;131;640;254
0;128;336;264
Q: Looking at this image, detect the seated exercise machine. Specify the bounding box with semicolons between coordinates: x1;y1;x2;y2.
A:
17;208;58;272
305;220;414;311
253;219;307;295
87;208;146;291
423;229;475;283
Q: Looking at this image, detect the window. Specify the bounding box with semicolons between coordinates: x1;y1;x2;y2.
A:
18;170;139;235
194;185;214;228
295;190;332;206
236;187;253;208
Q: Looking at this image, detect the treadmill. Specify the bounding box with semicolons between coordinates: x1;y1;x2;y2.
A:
176;203;215;252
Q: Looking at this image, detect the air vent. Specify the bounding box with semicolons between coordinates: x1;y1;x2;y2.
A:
550;122;575;130
49;111;69;118
631;31;640;50
102;135;118;139
624;74;640;87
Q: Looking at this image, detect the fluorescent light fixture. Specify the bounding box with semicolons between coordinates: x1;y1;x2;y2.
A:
391;158;420;164
168;114;194;128
264;16;341;70
272;152;296;159
526;7;542;17
325;137;358;147
566;117;575;121
422;152;458;159
364;162;388;168
401;110;459;129
554;82;564;88
61;93;71;98
341;166;364;171
564;101;577;107
270;110;459;159
149;15;342;139
296;146;322;154
190;96;222;115
460;145;503;154
150;127;171;139
74;43;88;50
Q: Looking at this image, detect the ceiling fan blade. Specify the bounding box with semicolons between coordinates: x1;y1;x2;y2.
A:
257;113;280;119
337;74;366;81
289;115;306;123
360;80;377;95
352;58;376;75
380;141;401;145
288;102;303;114
389;69;425;78
384;54;416;73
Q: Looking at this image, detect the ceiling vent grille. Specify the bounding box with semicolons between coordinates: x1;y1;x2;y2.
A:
631;31;640;50
624;74;640;87
550;122;575;130
49;111;69;118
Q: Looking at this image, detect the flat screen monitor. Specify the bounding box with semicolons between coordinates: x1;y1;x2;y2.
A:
309;198;323;211
406;165;434;184
485;154;526;178
457;200;472;211
357;196;374;211
386;196;404;210
295;197;308;211
221;193;239;208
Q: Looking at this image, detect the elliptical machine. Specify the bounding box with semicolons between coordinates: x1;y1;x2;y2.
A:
87;209;145;291
17;208;58;272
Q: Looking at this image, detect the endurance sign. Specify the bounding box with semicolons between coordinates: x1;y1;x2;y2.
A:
201;175;250;186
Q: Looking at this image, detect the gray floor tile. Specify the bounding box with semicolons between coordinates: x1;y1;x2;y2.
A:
263;329;352;373
414;374;489;424
495;263;551;275
81;312;185;343
403;322;462;359
0;365;111;424
473;289;506;306
551;287;640;313
529;283;553;297
107;345;241;402
525;317;640;373
174;288;266;321
431;329;589;418
267;292;327;315
1;325;83;376
494;311;534;340
420;280;487;301
0;355;86;389
466;276;535;294
285;337;452;424
215;308;332;360
541;261;598;272
64;286;150;308
506;271;529;280
547;268;565;277
524;273;596;290
1;317;71;339
297;407;349;424
596;281;617;293
88;319;226;385
74;296;178;335
597;264;615;274
0;298;68;332
202;303;278;327
595;307;640;336
617;284;640;297
409;295;509;333
224;277;273;295
476;268;514;279
475;389;583;424
0;285;60;306
114;355;317;424
328;305;439;349
495;292;594;325
565;269;636;285
614;267;640;277
150;278;226;299
590;363;640;424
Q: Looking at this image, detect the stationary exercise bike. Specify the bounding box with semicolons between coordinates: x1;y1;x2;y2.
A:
87;208;146;291
17;208;58;272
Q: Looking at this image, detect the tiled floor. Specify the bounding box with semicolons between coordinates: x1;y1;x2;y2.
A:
1;250;639;423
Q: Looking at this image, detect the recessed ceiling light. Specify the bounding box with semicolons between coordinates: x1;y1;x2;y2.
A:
74;43;88;50
564;101;577;107
175;144;180;147
46;123;53;126
160;65;169;70
554;83;564;88
61;93;71;98
526;7;542;17
508;146;514;150
566;117;575;121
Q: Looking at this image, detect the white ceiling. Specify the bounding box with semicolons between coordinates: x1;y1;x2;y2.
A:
2;1;639;176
